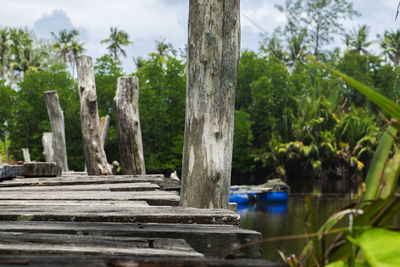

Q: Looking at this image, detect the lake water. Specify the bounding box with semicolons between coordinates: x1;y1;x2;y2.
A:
238;178;359;262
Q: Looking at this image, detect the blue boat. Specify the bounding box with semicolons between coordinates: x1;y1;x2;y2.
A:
229;193;249;204
230;179;290;204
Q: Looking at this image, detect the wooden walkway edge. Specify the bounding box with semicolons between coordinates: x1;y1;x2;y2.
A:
0;174;281;266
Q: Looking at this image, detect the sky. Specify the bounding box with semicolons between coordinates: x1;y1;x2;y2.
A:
0;0;398;73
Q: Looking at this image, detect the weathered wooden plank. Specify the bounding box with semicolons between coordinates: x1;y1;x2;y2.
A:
0;221;261;258
0;200;149;207
0;232;203;257
0;182;159;192
0;175;179;190
0;165;24;180
0;255;284;267
0;191;179;206
23;162;61;177
0;206;240;225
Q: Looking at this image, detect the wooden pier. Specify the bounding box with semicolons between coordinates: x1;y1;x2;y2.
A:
0;173;283;266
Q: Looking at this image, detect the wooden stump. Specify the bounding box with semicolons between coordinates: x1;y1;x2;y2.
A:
21;148;31;162
76;56;110;175
180;0;241;209
42;132;54;163
44;91;68;171
114;76;145;175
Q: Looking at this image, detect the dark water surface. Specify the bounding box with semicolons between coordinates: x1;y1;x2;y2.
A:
239;195;351;262
239;178;359;262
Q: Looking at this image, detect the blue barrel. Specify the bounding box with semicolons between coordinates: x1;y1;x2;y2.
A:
229;193;249;204
258;191;288;203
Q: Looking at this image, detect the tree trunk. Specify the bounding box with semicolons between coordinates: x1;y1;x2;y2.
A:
180;0;241;209
44;90;69;172
100;115;110;147
114;76;146;175
42;132;54;163
76;56;110;175
22;148;31;162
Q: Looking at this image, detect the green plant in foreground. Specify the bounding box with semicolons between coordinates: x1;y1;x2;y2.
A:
280;56;400;267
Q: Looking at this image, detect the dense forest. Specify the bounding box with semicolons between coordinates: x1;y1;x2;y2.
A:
1;0;400;185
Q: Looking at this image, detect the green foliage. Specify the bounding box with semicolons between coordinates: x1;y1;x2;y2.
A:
134;50;186;174
0;79;14;138
280;55;400;267
8;65;82;169
276;0;360;57
232;110;253;174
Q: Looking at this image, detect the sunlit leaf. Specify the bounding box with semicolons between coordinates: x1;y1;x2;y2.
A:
356;228;400;267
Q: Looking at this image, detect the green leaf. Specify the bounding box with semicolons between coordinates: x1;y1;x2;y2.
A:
357;228;400;267
326;260;349;267
306;55;400;122
363;126;397;202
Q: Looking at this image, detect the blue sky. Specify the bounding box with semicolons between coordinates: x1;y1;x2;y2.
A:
0;0;398;72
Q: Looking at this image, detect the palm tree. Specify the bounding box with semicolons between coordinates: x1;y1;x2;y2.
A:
0;27;9;79
8;28;34;79
348;25;372;54
380;30;400;66
101;27;132;61
287;31;307;66
51;29;82;64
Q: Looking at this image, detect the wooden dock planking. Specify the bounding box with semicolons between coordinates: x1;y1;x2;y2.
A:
0;205;240;225
0;182;160;192
0;191;179;206
0;255;284;267
0;232;203;258
0;200;150;207
0;175;180;190
0;221;261;258
0;174;274;263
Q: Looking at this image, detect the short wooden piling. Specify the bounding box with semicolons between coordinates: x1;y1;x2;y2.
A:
114;76;145;175
42;132;54;163
76;56;110;175
44;91;69;171
21;148;31;162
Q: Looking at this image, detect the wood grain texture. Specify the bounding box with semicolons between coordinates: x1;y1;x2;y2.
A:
115;76;146;175
44;90;69;171
76;55;110;175
181;0;241;209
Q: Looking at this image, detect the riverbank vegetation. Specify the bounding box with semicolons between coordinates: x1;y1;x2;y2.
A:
0;1;400;185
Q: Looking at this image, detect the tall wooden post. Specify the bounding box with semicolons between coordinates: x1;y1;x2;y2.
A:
44;90;69;171
42;132;54;163
76;55;110;175
114;76;146;175
180;0;241;209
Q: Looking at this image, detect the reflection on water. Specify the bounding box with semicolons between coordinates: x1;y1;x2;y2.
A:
240;195;351;262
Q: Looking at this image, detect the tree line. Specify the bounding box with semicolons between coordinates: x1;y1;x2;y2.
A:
1;0;400;183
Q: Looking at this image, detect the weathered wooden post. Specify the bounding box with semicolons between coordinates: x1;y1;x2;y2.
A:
180;0;241;209
44;90;69;171
42;132;54;162
114;76;146;175
76;55;111;175
22;148;31;162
